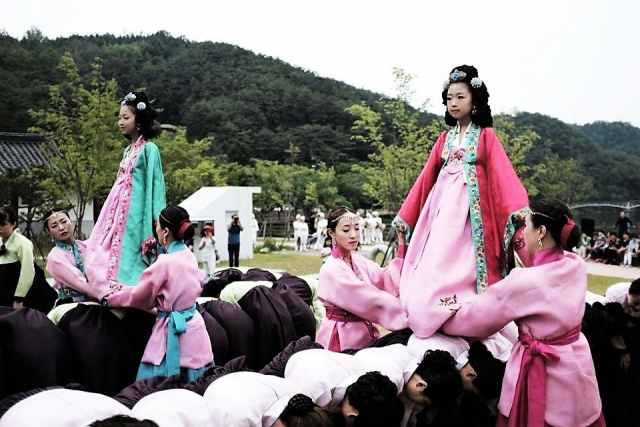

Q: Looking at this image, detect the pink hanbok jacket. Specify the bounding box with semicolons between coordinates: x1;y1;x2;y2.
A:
316;250;408;351
443;249;601;426
46;242;98;301
106;248;212;369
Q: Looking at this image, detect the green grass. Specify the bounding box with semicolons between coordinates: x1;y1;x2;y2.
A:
587;275;629;295
242;252;322;276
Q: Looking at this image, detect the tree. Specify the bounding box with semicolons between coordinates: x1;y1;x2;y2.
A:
154;127;227;205
0;165;62;239
346;69;447;212
493;114;545;198
29;53;123;236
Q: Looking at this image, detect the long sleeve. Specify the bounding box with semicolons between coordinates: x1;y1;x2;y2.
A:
319;258;408;331
105;261;165;311
356;248;406;296
143;143;166;235
442;269;541;338
14;237;35;298
46;248;95;299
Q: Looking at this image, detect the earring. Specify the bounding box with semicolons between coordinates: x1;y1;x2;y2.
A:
537;238;543;250
332;237;336;246
136;125;141;131
472;106;477;115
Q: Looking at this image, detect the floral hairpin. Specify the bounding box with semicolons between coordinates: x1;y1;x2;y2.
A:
443;69;467;90
120;92;136;106
470;77;483;89
136;102;146;111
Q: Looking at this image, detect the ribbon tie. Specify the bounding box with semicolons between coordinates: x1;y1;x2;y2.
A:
157;304;196;376
509;324;581;427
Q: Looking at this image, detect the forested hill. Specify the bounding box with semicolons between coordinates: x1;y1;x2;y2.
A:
577;121;640;157
3;30;640;204
0;30;436;166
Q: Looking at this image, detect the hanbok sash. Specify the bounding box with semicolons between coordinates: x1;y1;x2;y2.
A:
157;303;196;376
326;309;378;352
509;324;581;427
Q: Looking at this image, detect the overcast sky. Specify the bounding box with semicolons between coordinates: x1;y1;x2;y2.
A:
3;0;639;127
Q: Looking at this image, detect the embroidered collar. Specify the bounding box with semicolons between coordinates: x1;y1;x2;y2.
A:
55;239;85;276
167;241;187;254
532;246;565;267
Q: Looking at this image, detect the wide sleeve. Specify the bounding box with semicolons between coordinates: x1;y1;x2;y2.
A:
14;237;35;299
46;248;95;298
105;260;165;311
442;269;541;338
319;259;408;331
143;143;166;234
356;248;406;296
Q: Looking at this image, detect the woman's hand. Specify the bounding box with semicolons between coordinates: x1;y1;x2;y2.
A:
396;230;406;246
12;301;23;310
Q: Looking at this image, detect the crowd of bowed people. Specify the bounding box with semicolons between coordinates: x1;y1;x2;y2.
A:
0;65;636;426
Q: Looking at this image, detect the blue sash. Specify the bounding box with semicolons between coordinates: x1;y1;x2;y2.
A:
157;303;196;376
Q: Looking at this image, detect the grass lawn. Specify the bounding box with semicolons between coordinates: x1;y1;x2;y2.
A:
242;252;322;276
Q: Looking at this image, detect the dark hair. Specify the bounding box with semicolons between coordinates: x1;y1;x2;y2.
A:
529;198;580;250
630;279;640;296
120;91;158;139
158;205;195;241
278;394;333;427
346;371;404;427
327;206;357;233
413;349;462;411
42;210;70;231
467;341;506;400
0;206;18;227
89;415;159;427
441;65;493;128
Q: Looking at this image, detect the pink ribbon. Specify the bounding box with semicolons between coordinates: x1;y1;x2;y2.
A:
509;324;581;427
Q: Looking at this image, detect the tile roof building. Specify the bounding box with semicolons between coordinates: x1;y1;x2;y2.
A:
0;132;51;173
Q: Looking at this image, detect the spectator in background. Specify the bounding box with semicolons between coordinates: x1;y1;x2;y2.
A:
227;214;243;267
623;233;638;267
198;225;217;274
617;232;631;266
616;210;634;238
590;230;607;262
577;232;591;259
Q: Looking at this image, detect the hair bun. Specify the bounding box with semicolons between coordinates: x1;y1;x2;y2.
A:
286;394;315;415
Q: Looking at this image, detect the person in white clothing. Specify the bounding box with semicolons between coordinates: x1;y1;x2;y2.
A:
299;216;309;252
293;214;302;251
198;225;217;274
314;212;328;250
251;213;260;248
363;212;374;245
372;211;384;243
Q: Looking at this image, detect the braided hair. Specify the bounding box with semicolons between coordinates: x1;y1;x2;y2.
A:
278;394;333;427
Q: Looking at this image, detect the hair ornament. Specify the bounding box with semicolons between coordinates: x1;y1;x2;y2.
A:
330;213;359;224
450;69;467;82
470;77;483;89
136;102;146;111
443;69;468;89
120;92;137;106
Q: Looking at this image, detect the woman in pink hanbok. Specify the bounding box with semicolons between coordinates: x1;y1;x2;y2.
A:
105;206;213;381
316;206;408;351
442;198;605;427
84;92;166;292
392;65;530;338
